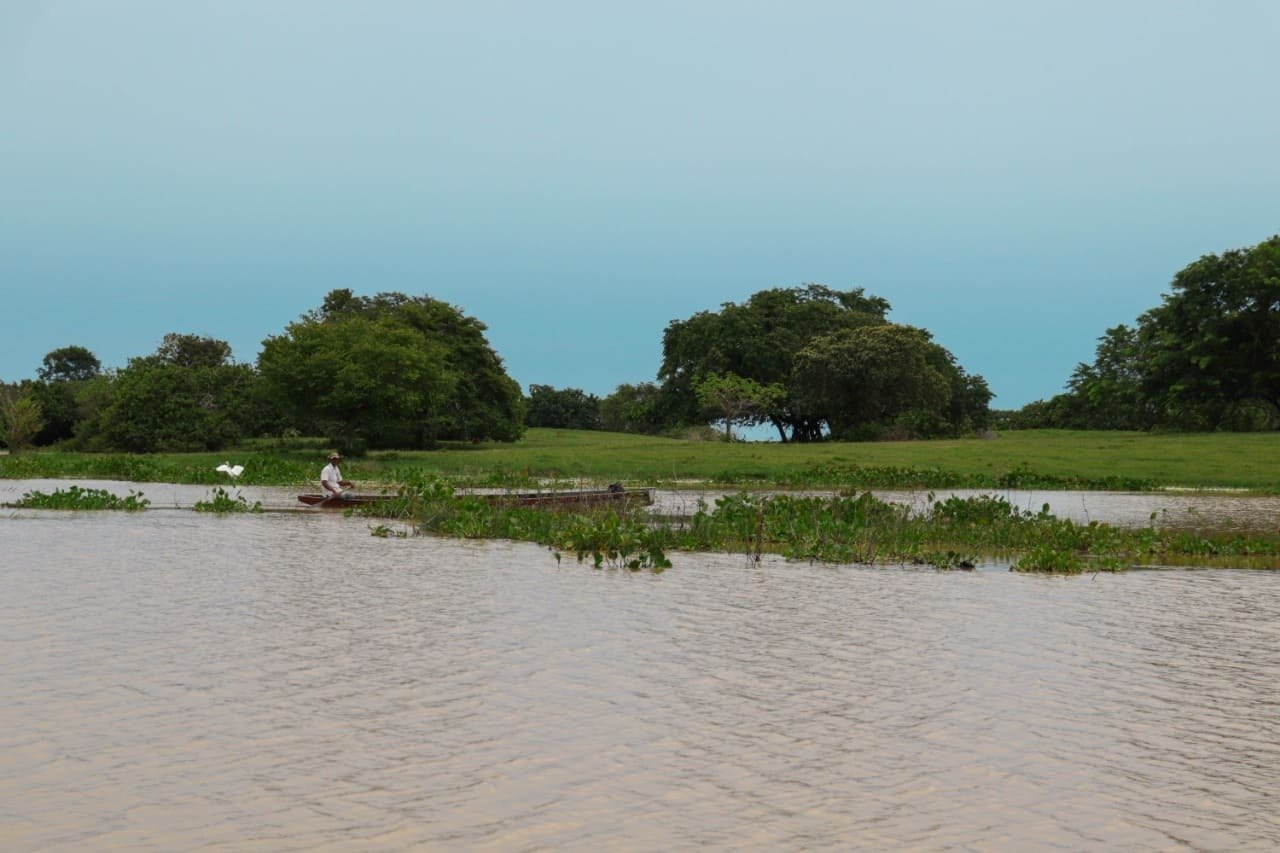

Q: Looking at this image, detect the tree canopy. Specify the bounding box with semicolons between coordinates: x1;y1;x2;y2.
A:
258;289;524;450
525;385;603;431
659;283;987;440
600;382;668;435
1019;235;1280;432
38;346;101;383
694;373;784;441
792;325;951;439
31;345;104;445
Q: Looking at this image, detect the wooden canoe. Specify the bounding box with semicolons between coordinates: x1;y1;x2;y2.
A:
298;488;652;510
297;493;394;508
471;487;652;509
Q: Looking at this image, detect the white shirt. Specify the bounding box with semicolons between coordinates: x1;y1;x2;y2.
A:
321;462;344;494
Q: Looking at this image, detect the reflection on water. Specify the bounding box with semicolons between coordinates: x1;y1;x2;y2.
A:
3;511;1279;849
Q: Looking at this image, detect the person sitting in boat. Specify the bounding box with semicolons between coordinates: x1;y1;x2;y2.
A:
320;452;353;498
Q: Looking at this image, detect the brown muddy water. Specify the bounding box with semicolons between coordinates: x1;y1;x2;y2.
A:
3;494;1280;850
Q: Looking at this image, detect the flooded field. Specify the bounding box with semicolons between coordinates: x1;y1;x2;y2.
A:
3;505;1279;849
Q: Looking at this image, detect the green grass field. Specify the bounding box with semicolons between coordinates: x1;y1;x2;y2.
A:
397;428;1280;490
4;429;1280;492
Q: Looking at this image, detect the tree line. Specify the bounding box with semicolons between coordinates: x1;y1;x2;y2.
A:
2;283;990;452
5;235;1274;453
0;291;525;454
998;235;1280;432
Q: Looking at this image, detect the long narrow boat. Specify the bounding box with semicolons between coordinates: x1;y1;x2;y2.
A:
297;488;652;510
297;493;394;508
472;487;652;509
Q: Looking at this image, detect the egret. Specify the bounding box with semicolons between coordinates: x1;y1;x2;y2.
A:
216;463;244;478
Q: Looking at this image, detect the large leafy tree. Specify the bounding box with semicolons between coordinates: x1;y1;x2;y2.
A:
152;333;234;369
99;361;257;452
660;284;890;441
600;382;668;435
38;345;101;383
31;345;103;445
1033;235;1280;431
91;335;264;452
0;387;44;452
259;290;524;448
1138;235;1280;429
792;325;953;439
694;373;785;441
259;314;446;449
526;385;603;430
1060;324;1152;430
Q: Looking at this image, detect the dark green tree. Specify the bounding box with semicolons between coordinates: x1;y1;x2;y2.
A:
38;346;101;382
1061;324;1152;429
694;373;785;441
526;385;603;430
259;314;446;451
98;362;257;452
0;387;44;452
1138;236;1280;429
1046;235;1280;432
792;325;953;439
660;284;890;441
152;333;234;368
259;290;524;448
600;382;668;434
29;346;104;445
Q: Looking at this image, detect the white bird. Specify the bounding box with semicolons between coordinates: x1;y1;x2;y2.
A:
216;462;245;478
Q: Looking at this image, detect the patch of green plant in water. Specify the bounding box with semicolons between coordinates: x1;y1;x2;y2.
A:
193;487;262;513
358;474;670;571
788;462;1160;492
361;480;1280;573
13;486;150;511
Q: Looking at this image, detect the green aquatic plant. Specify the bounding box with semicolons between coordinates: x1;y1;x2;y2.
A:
193;487;262;513
350;483;1280;574
13;486;150;511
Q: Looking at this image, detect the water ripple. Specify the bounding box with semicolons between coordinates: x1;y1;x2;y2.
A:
2;512;1279;849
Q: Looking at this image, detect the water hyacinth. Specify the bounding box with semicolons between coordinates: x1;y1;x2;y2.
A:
14;486;150;511
353;480;1280;574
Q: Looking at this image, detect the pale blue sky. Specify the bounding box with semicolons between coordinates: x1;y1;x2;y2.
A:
3;1;1277;408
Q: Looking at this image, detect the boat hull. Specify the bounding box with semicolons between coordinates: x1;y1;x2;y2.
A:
473;488;652;509
297;494;392;508
297;489;652;510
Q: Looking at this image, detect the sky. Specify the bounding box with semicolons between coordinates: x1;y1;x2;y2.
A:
2;1;1278;410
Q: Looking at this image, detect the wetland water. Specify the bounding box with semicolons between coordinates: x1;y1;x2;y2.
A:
3;484;1280;849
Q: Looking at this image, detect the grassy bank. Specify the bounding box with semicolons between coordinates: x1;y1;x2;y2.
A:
3;429;1280;492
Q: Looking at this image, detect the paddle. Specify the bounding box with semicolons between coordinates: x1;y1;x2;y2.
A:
310;492;339;508
309;480;354;509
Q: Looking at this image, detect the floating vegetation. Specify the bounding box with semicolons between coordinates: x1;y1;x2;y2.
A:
13;486;150;511
781;462;1161;492
354;477;1280;574
193;487;262;514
